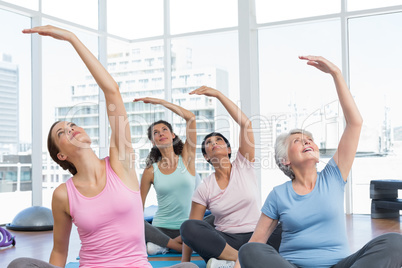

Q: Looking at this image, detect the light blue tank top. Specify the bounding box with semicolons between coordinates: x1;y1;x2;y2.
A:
152;155;195;229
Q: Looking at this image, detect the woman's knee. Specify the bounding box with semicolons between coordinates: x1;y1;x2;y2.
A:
8;258;41;268
239;243;275;266
180;219;200;237
8;258;27;268
380;233;402;254
170;262;199;268
239;243;253;262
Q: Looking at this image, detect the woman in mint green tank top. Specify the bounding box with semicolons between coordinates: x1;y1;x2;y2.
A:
134;97;198;255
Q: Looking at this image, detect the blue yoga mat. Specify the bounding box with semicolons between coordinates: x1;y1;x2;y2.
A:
76;252;200;259
65;260;206;268
149;251;200;258
77;252;200;259
151;260;205;268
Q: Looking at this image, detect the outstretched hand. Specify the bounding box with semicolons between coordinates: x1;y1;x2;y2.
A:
133;97;165;105
189;86;221;98
22;25;74;42
299;55;341;75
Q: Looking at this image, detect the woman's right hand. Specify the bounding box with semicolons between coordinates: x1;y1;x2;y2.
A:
22;25;74;42
189;86;221;98
134;97;165;105
299;55;341;76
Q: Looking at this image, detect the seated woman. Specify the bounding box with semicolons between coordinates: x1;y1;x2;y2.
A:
134;97;197;255
8;25;197;268
180;86;281;268
237;56;402;268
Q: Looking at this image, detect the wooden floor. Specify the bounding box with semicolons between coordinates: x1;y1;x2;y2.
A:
1;214;401;267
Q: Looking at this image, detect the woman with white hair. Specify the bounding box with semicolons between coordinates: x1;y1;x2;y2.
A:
236;55;402;268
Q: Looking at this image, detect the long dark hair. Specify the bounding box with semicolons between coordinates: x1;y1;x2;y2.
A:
145;120;184;168
47;121;77;175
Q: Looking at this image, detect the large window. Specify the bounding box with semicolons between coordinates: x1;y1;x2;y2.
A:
1;0;38;10
42;0;98;29
0;9;31;224
349;12;402;213
348;0;402;11
2;1;402;221
108;38;166;207
171;32;240;179
255;0;340;23
170;0;237;34
258;19;342;202
41;21;99;208
108;0;163;39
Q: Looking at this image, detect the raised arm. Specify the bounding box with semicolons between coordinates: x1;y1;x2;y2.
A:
190;86;255;161
300;56;363;180
23;25;136;184
134;97;196;169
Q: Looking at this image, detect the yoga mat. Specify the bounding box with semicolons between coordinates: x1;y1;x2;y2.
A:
149;251;200;258
77;251;200;259
150;260;206;268
65;260;206;268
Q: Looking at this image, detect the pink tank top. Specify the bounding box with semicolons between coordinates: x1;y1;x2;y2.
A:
66;157;151;268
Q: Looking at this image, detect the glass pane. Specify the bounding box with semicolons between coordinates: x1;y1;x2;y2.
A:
258;20;342;203
2;0;38;10
108;0;163;39
170;0;237;34
41;21;99;208
171;32;239;179
348;0;402;11
256;0;340;23
349;12;402;214
42;0;98;29
108;38;165;207
0;9;31;224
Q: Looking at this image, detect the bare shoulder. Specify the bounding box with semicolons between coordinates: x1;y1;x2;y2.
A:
52;183;70;214
144;165;154;173
142;165;155;182
53;183;68;202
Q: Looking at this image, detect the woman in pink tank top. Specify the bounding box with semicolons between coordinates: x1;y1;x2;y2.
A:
8;25;197;268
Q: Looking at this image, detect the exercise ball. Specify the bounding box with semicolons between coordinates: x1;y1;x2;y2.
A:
6;206;53;231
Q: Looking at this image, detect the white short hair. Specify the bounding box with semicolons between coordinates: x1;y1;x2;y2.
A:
274;129;314;180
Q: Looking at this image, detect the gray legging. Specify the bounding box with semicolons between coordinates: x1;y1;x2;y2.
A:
145;220;181;247
145;214;216;248
238;232;402;268
7;257;199;268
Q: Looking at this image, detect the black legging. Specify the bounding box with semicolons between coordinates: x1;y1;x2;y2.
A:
239;232;402;268
180;219;282;262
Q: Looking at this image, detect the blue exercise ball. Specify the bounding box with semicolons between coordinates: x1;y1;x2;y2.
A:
6;206;53;231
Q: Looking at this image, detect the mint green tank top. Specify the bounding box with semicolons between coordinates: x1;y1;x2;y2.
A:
152;155;196;229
